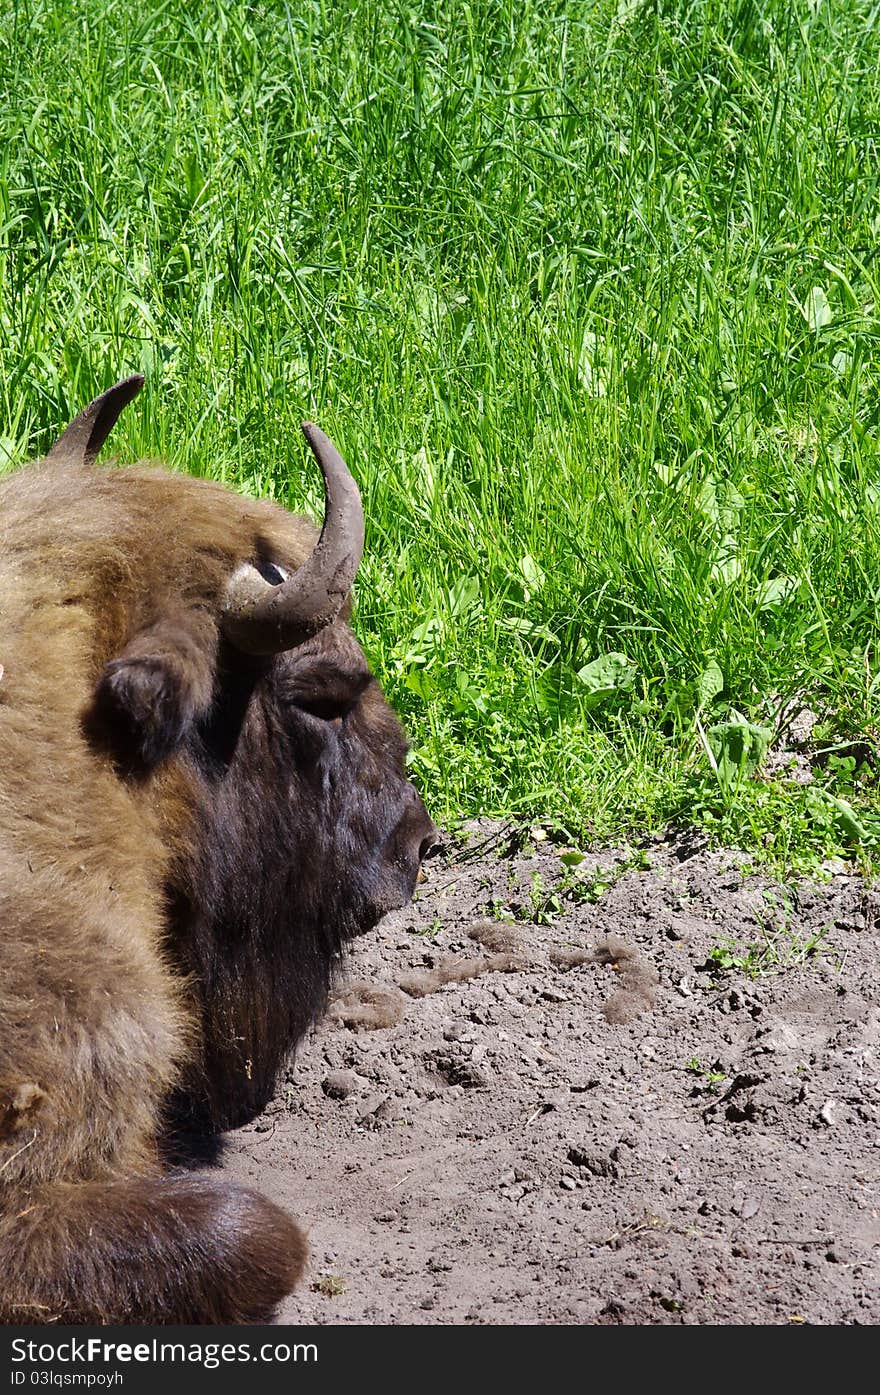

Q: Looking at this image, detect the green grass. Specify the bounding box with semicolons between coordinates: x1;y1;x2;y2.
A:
2;0;880;866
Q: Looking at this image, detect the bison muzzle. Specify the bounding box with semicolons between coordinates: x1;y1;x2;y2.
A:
0;376;436;1324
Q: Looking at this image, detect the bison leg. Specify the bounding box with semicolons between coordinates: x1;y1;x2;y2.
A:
0;885;305;1324
0;1176;305;1324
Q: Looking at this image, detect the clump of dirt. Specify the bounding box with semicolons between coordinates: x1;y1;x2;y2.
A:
223;822;880;1325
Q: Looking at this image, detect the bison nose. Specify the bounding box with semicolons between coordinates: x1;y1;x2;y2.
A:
419;829;441;863
415;823;441;885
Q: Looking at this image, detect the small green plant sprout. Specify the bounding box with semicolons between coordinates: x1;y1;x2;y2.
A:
310;1274;346;1298
527;872;562;926
558;849;585;870
706;917;830;980
658;1296;686;1313
521;845;654;923
410;917;444;941
685;1059;728;1093
578;868;616;903
484;897;516;923
556;845;652;905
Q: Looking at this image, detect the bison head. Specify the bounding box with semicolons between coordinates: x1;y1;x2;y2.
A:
8;375;436;1128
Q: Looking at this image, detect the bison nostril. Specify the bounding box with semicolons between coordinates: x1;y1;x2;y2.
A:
419;833;442;863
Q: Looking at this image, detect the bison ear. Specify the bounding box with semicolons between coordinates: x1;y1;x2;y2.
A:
93;655;197;768
87;612;217;772
44;374;145;467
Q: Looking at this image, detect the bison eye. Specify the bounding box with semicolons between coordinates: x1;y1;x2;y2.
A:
256;562;289;586
284;656;373;723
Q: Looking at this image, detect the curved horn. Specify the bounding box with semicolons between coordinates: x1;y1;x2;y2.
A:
222;423;365;656
44;375;145;466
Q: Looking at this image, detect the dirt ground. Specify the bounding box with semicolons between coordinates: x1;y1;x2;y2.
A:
222;822;879;1325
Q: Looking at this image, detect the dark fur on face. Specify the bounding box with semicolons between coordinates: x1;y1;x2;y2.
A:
170;626;433;1129
0;405;434;1324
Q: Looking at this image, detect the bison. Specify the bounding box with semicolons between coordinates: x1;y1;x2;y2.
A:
0;376;436;1324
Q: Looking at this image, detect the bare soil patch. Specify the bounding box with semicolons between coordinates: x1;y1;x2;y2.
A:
222;823;879;1325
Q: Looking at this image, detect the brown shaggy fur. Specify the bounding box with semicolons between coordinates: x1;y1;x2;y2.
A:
325;983;408;1031
397;951;523;998
549;947;593;970
465;919;521;954
0;388;434;1324
548;939;658;1022
593;936;660;1024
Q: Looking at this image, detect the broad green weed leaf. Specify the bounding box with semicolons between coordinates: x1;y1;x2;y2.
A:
576;652;637;709
805;788;870;844
710;535;742;585
500;617;558;646
700;477;745;586
755;576;797;609
614;0;643;26
653;460;683;489
411;445;438;501
804;285;833;331
705;713;772;789
447;575;480;618
518;554;546;595
696;660;724;710
402;616;441;666
403;669;435;701
697;475;720;528
452;670;488;714
698;477;744;533
831;349;850;376
577;332;606;396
